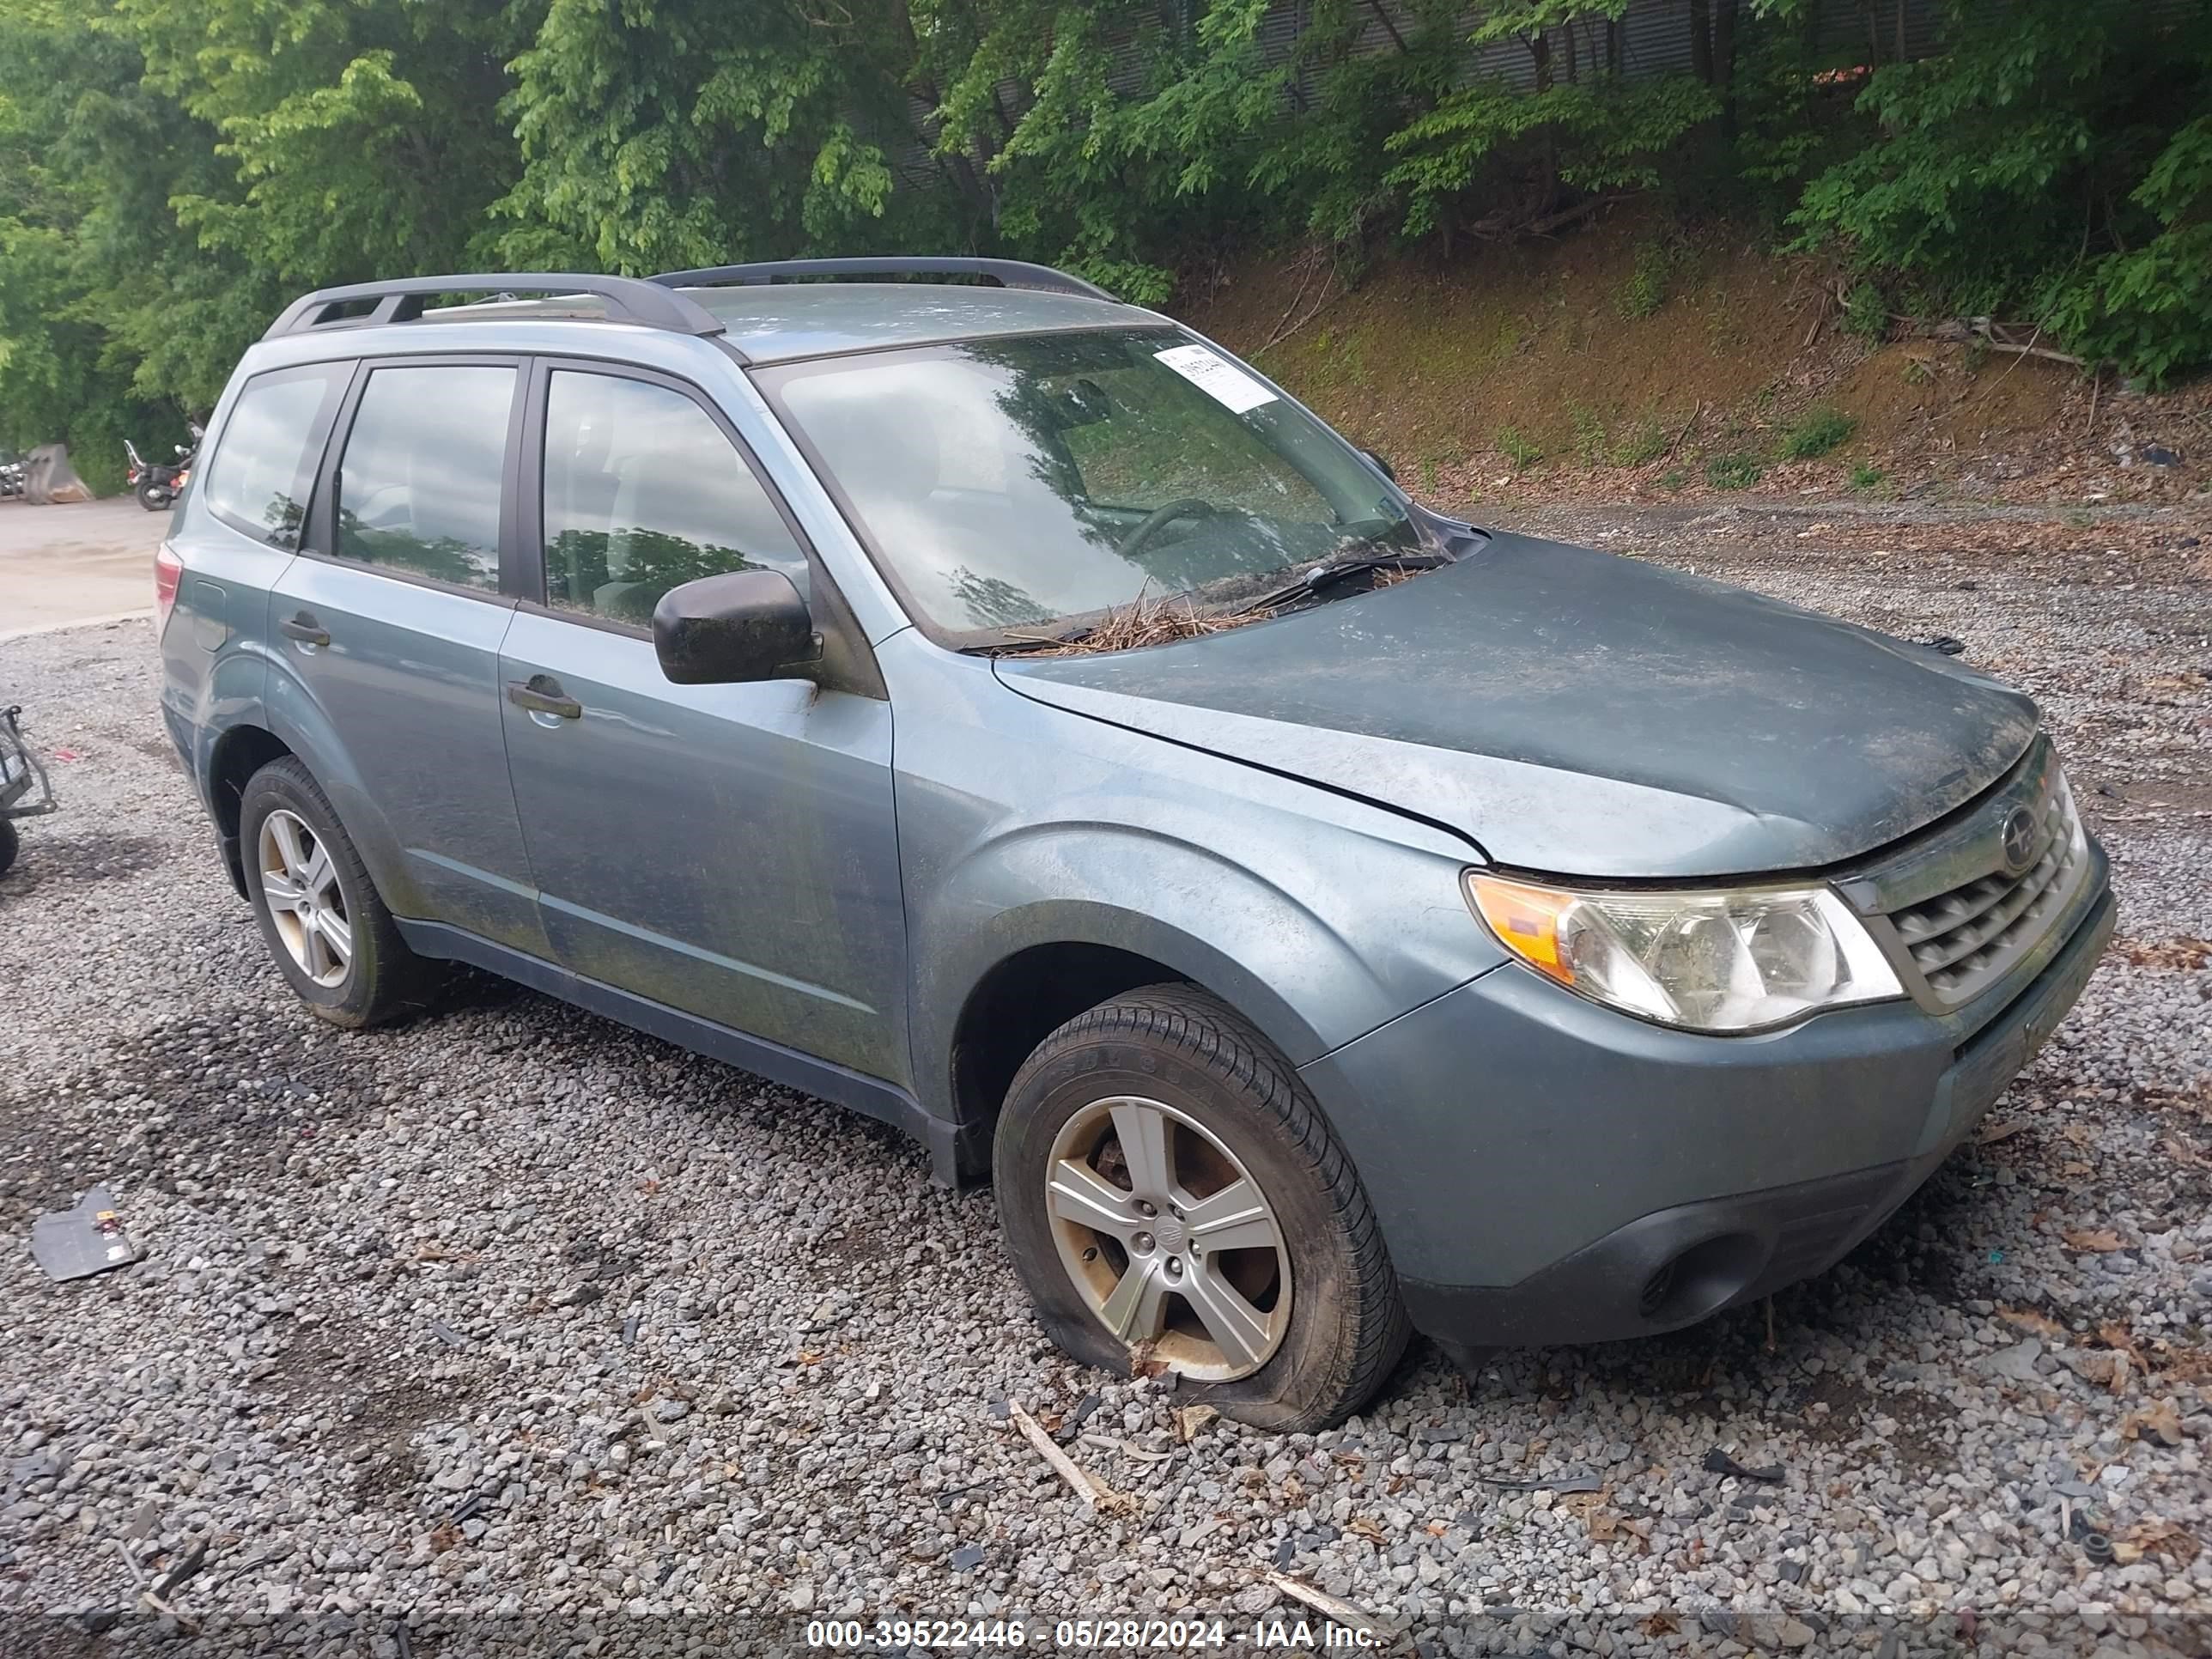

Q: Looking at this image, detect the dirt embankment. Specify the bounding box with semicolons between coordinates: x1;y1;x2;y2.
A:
1185;208;2212;523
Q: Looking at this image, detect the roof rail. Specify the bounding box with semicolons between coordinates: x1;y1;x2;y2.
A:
647;257;1115;302
262;274;726;341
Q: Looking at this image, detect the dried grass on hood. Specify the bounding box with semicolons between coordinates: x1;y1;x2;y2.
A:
1017;589;1275;657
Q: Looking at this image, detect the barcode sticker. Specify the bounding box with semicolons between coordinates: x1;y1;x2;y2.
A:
1154;344;1277;414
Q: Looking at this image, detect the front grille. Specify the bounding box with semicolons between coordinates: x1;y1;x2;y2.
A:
1883;775;2086;1006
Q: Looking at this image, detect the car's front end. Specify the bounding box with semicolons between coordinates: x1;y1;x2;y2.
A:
1303;732;2112;1353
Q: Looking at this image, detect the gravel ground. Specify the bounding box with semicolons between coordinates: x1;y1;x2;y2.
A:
2;498;2209;1658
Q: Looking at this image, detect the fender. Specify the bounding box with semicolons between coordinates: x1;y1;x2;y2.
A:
177;641;271;812
260;646;425;918
908;817;1494;1128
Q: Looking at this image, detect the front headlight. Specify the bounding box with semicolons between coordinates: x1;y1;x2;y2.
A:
1465;872;1904;1034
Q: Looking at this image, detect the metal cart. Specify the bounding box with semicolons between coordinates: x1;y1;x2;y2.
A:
0;705;59;878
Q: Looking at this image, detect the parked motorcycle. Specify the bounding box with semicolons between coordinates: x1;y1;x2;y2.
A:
0;450;23;498
126;422;200;511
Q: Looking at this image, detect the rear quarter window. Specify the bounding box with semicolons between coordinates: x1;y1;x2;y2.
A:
199;363;351;549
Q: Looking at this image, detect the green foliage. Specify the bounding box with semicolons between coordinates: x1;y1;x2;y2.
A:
1;0;2209;477
1782;405;1856;458
1705;451;1762;489
1611;416;1668;465
1496;425;1543;468
1387;75;1719;242
1842;282;1891;344
2041;117;2212;385
1658;466;1688;490
1790;0;2212;378
1614;235;1676;319
1850;462;1887;490
1569;404;1607;463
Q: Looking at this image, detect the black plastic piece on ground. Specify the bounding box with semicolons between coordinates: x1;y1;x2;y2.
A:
1704;1448;1785;1483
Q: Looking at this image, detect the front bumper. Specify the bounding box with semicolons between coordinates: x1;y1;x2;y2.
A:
1299;855;2113;1350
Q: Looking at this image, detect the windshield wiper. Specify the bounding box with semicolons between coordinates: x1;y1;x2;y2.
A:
1240;550;1449;615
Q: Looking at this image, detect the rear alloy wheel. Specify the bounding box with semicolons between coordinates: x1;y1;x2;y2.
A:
996;984;1408;1431
239;756;438;1027
257;808;352;988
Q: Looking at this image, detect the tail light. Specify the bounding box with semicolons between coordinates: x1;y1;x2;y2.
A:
154;542;184;635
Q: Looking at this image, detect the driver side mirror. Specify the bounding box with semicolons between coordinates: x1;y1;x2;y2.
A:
653;569;822;686
1361;447;1398;483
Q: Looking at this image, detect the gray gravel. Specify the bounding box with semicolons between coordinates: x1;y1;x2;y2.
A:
2;500;2209;1657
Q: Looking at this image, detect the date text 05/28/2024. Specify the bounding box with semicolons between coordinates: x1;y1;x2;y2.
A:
805;1617;1385;1649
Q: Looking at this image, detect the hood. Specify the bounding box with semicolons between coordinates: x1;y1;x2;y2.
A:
996;532;2039;878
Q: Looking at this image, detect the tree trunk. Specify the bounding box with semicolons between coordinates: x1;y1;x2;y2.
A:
1607;15;1625;74
1714;0;1738;137
1688;0;1714;83
1362;0;1408;54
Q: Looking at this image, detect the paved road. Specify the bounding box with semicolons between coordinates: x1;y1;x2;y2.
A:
0;497;165;638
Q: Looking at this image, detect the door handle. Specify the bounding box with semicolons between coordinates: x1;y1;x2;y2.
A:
507;677;582;720
279;612;329;647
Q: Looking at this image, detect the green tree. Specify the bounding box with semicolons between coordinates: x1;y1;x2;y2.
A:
1787;0;2212;376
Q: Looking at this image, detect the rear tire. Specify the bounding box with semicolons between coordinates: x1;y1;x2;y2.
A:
994;983;1409;1431
135;478;169;511
0;819;18;878
239;757;439;1027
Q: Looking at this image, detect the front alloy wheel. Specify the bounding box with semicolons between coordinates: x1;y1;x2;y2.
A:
1045;1095;1291;1381
256;808;352;987
995;983;1408;1431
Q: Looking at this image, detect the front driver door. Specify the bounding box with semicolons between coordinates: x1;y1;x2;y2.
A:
498;361;906;1085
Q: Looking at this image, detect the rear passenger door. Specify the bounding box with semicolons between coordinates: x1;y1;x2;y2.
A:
266;356;550;956
498;361;906;1085
162;362;349;777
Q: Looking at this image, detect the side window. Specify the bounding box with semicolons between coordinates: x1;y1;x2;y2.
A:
540;370;806;625
334;365;515;591
199;364;349;549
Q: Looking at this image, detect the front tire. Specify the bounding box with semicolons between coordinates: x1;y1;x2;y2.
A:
0;819;18;878
239;757;437;1027
994;984;1408;1431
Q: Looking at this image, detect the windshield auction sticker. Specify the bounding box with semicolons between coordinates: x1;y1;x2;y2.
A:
1154;343;1278;414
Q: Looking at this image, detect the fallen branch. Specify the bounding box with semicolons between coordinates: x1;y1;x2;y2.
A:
1261;248;1339;353
1801;287;1828;350
1662;402;1704;463
1264;1571;1397;1636
1978;338;2084;366
1928;316;2087;367
1007;1401;1133;1515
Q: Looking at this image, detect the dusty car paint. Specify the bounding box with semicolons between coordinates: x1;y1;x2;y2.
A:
1000;532;2042;879
162;275;2113;1363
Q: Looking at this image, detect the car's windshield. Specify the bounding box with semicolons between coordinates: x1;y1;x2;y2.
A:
759;328;1423;643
